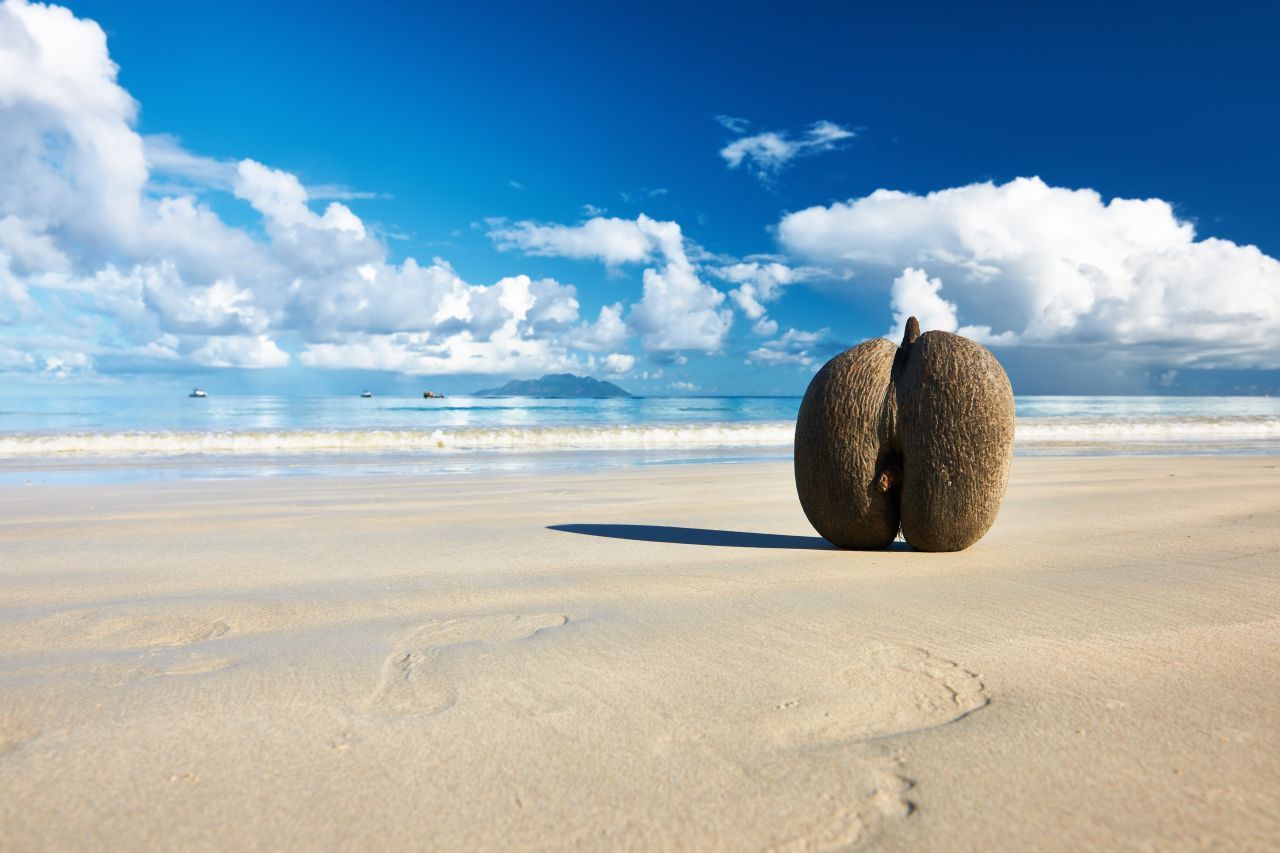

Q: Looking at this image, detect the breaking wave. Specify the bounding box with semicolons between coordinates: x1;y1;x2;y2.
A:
0;423;799;458
0;415;1277;459
1016;416;1280;444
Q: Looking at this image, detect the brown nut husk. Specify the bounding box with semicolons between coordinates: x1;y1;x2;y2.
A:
794;316;1015;552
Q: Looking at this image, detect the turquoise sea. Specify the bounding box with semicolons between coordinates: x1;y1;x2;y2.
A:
0;394;1277;483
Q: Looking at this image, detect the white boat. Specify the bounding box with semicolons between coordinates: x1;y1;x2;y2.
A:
189;388;207;398
360;390;373;398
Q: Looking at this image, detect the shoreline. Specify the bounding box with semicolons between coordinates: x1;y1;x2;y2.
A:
2;456;1278;848
2;441;1278;487
2;394;1279;486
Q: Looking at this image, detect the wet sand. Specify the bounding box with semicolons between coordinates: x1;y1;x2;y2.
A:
1;456;1277;849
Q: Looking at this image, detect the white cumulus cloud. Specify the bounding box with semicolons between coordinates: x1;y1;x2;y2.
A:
489;215;664;266
143;133;237;192
567;302;629;352
190;334;289;369
628;258;731;355
747;327;834;368
234;159;366;238
601;353;635;375
714;260;815;336
888;267;958;338
720;120;854;182
779;177;1280;367
0;0;146;258
298;330;585;376
490;214;733;358
0;0;630;380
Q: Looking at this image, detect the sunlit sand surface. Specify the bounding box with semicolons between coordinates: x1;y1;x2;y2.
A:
1;457;1277;849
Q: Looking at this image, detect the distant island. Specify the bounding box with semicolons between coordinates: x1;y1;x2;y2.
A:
472;373;632;398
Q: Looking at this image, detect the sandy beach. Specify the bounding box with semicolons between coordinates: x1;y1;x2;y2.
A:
1;455;1277;850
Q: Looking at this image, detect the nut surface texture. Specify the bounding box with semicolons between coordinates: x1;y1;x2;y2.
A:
794;317;1015;552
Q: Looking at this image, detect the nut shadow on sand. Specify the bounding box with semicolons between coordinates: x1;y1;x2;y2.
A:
549;524;917;552
548;523;837;550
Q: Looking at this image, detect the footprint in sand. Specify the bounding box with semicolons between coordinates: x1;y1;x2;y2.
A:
364;614;568;715
768;768;915;852
664;644;987;848
141;653;235;678
20;610;230;651
97;651;237;687
749;644;988;748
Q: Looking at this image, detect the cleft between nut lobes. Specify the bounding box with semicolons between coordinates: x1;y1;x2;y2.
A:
873;315;919;503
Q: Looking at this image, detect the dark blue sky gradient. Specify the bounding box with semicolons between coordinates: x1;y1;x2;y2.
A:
58;0;1280;393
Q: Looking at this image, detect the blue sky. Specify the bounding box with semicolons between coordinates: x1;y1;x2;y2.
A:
2;0;1279;395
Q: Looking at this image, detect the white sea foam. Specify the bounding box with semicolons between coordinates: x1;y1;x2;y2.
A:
0;416;1276;459
0;423;799;458
1016;416;1280;443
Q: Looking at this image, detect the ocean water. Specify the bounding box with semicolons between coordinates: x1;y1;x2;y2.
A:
0;394;1277;483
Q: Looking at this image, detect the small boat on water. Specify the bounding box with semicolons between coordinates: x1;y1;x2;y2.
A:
423;390;444;399
189;388;207;398
360;390;373;398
